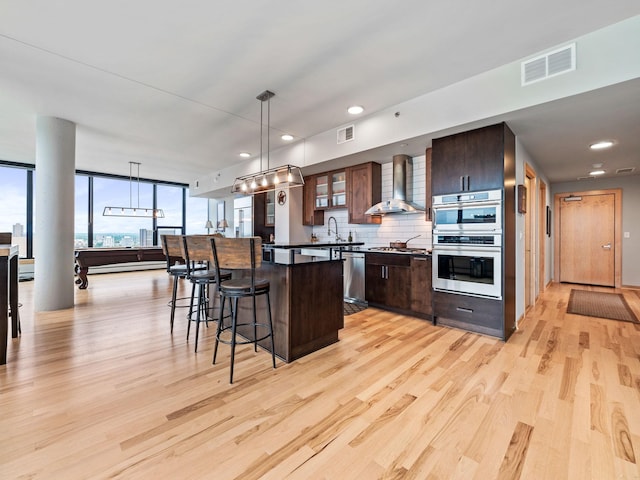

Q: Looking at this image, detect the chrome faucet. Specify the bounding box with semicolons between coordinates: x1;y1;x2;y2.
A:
328;216;342;241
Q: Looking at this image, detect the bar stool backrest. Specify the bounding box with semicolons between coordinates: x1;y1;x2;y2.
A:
0;232;12;244
210;237;262;271
162;234;185;271
182;235;223;276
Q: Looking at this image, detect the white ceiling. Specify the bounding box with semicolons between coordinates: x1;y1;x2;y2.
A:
1;1;639;186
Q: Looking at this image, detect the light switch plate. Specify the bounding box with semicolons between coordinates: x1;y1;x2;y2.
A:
624;232;630;238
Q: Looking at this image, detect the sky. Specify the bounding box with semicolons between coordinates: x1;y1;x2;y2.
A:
1;164;208;239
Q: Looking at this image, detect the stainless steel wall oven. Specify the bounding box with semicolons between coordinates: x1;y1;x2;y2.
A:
432;189;502;232
432;189;503;299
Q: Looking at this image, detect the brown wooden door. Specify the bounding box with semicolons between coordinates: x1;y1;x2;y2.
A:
559;193;615;286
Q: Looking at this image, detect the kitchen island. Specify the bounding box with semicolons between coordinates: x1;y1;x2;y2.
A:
230;242;363;362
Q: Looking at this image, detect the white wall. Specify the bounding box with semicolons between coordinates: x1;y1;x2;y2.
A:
515;139;552;325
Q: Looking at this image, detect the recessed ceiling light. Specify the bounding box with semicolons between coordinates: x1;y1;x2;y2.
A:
281;134;294;141
589;169;606;176
347;105;364;115
239;152;251;158
590;141;614;150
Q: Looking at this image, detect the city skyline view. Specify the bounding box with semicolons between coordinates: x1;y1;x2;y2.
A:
1;163;209;256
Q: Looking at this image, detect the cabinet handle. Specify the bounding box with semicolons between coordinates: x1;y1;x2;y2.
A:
466;176;470;191
414;257;427;262
460;176;464;191
456;307;473;314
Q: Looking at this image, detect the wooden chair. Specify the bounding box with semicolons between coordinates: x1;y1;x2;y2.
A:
210;236;275;383
160;234;193;333
181;235;230;352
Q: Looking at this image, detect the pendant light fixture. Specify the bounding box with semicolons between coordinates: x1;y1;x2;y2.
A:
231;90;304;195
103;162;165;218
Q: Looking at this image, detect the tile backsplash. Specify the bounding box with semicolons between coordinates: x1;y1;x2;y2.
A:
312;154;432;250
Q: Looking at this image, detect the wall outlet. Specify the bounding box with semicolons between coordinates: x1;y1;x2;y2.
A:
624;231;630;238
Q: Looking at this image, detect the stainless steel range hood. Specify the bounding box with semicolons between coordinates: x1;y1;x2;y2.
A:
365;154;425;215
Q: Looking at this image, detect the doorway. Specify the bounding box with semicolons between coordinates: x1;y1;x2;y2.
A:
554;189;622;287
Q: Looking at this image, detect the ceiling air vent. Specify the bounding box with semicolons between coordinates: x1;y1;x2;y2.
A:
337;125;354;144
521;43;576;86
577;176;595;181
616;167;635;174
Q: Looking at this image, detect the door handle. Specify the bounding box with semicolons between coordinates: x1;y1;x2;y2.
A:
602;243;612;250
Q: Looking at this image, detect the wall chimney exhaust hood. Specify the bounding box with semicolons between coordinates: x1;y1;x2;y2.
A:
365;154;424;215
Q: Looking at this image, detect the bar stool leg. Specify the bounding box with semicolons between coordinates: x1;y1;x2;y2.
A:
252;295;258;352
213;295;225;364
170;275;179;333
230;297;239;384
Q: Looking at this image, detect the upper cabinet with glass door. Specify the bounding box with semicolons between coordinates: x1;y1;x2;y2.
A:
331;171;346;208
265;190;275;226
313;169;346;210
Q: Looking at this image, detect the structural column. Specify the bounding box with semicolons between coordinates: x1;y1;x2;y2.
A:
34;116;76;311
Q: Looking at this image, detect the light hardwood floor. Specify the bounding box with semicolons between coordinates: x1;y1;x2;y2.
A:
1;270;639;479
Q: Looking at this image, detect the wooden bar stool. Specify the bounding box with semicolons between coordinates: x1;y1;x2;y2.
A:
210;236;276;383
181;235;231;352
161;234;193;333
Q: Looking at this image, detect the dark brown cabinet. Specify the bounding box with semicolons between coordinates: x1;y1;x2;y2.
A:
302;175;325;226
433;291;503;338
303;162;381;226
253;192;274;241
431;123;507;195
430;121;516;341
365;253;411;310
410;256;432;316
424;147;432;221
346;162;381;224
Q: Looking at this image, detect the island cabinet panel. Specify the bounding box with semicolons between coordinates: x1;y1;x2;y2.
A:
410;256;432;317
365;253;411;312
235;260;343;362
432;123;507;195
346;162;381;224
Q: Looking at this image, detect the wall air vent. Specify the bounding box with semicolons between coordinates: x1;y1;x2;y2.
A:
337;125;354;144
521;43;576;86
616;167;635;174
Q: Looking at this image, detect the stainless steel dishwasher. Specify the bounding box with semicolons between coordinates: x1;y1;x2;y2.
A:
340;250;366;304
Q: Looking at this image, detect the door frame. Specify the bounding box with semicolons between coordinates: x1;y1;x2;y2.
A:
538;180;547;294
524;164;537;309
553;188;622;288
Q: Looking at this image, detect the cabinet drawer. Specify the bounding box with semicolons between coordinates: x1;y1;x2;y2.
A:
433;291;502;337
365;253;411;267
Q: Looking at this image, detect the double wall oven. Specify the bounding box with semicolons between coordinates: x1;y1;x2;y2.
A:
432;189;503;299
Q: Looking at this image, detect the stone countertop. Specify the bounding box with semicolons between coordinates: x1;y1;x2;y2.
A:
264;241;365;249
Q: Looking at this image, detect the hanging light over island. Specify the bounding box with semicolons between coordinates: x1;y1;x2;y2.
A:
231;90;304;195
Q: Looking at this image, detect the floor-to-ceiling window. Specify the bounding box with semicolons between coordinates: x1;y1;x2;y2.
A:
1;160;208;256
93;176;155;247
74;175;90;248
0;163;29;257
